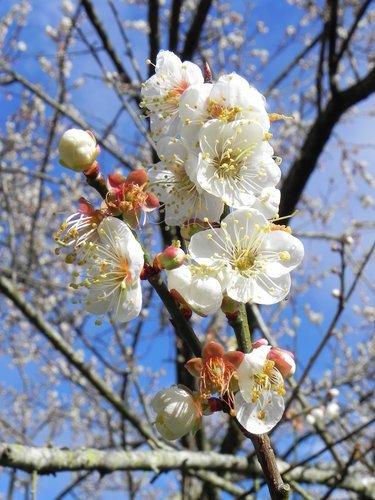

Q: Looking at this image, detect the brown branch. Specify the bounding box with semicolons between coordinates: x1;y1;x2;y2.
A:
334;0;373;72
327;0;338;92
181;0;213;61
81;0;131;84
284;240;375;413
248;434;291;500
169;0;183;52
266;33;322;94
0;443;374;496
0;63;136;169
231;307;290;499
107;0;143;82
0;275;159;446
279;65;375;219
148;0;160;77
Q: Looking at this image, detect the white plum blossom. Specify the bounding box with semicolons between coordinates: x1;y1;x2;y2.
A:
140;50;203;139
188;208;304;304
235;344;285;434
188;119;281;209
58;129;99;172
179;73;270;146
152;385;202;440
82;217;144;322
166;264;228;316
149;137;223;226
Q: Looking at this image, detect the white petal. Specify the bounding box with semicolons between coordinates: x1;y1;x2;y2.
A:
97;217;144;275
152;386;199;440
237;345;272;402
235;391;285;434
113;283;142;322
259;231;304;277
85;287;114;316
155;50;183;76
188;227;228;265
226;273;256;303
221;208;268;244
253;273;292;305
252;187;280;218
228;273;291;305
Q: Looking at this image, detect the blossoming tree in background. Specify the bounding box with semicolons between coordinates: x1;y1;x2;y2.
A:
0;1;374;499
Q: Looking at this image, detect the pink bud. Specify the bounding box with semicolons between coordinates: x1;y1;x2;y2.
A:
252;338;269;349
204;61;212;83
268;347;296;378
154;245;186;271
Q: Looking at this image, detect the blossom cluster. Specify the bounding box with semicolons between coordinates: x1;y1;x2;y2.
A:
143;51;280;227
141;51;303;312
153;340;295;439
56;50;304;436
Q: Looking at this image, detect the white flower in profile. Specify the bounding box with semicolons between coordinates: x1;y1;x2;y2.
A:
83;217;144;322
234;344;286;434
140;50;203;139
179;73;270;146
166;264;228;316
148;137;223;226
188;208;304;304
152;385;202;440
187;120;280;209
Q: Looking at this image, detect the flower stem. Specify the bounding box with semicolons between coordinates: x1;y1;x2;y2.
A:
229;303;252;353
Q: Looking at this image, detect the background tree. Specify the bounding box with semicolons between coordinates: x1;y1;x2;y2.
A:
0;0;374;498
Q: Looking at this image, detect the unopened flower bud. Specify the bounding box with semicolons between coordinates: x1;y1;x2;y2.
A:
152;385;202;440
331;288;341;298
307;406;325;425
326;401;340;420
59;129;100;172
327;388;339;399
154;244;186;271
203;61;212;83
268;347;296;378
